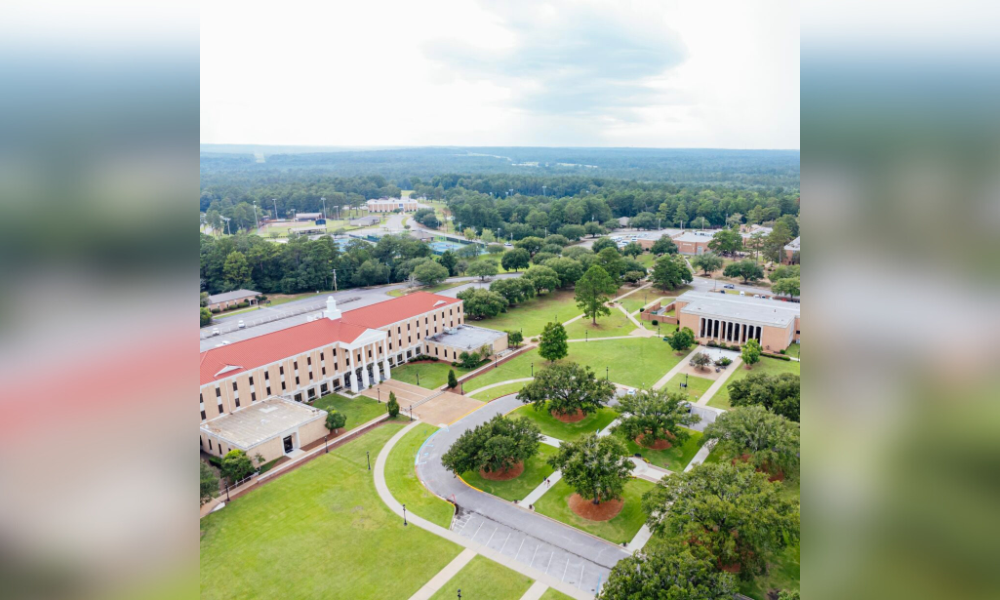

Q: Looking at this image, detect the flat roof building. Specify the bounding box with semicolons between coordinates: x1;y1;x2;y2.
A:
294;212;322;221
425;325;508;360
206;289;260;311
350;216;381;227
674;291;800;352
670;231;715;255
367;198;419;213
200;397;327;462
783;236;800;264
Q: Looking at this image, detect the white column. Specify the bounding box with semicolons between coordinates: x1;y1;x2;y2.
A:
382;338;391;380
348;351;359;393
360;345;370;388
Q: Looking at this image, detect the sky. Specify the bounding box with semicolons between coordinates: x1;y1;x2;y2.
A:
201;0;799;149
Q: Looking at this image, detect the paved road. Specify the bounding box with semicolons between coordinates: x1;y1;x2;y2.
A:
416;394;630;596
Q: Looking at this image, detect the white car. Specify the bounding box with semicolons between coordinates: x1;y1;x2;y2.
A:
211;328;220;336
739;291;746;296
238;320;246;329
504;242;512;247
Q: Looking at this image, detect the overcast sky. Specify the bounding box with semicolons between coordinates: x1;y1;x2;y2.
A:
201;0;799;149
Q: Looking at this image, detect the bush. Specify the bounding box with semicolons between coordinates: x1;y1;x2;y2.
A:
715;357;733;366
779;349;787;354
638;307;644;312
207;455;223;468
326;409;347;431
387;392;400;418
410;354;438;362
762;353;792;361
651;320;659;326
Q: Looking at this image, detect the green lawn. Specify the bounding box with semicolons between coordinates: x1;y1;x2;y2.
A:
200;423;462;600
618;292;662;315
388;281;466;298
616;428;707;472
539;589;575;600
386;424;455;529
510;404;618;443
428;555;534;600
662;373;714;401
474;290;582;337
258;219;364;237
563;309;637;339
312;394;388;430
709;357;801;409
469;381;529;402
392;361;474;390
461;444;558;502
534;478;656;544
463;337;683;393
784;342;800;359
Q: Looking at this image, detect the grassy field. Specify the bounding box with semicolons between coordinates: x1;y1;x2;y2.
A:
709;357;801;409
563;309;637;339
428;555;534;600
616;428;706;472
618;291;664;315
392;361;475;390
312;394;388;430
468;381;528;402
463;337;683;393
474;290;582;337
385;424;455;529
661;373;714;401
258;219;365;237
461;443;558;502
534;478;656;544
388;281;466;298
510;404;618;443
784;342;800;359
539;589;575;600
200;423;462;600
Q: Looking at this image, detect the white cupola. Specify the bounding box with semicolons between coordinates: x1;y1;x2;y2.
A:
325;296;342;321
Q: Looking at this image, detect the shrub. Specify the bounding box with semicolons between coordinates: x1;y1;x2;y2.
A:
387;392;400;418
326;409;347;431
448;369;458;389
762;353;793;361
651;320;659;326
779;349;787;354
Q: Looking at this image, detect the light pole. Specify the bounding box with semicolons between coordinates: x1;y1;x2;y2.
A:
272;198;279;220
606;366;609;381
530;363;533;377
367;451;371;471
253;201;260;231
325;434;329;454
403;504;408;526
321;196;327;221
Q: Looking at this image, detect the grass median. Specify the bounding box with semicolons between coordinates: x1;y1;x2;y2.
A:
385;423;455;529
460;443;558;502
534;478;656;545
428;555;534;600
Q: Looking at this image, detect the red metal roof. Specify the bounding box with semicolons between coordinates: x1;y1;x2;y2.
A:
199;292;461;385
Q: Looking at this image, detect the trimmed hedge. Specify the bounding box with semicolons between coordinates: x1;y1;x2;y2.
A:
762;353;792;361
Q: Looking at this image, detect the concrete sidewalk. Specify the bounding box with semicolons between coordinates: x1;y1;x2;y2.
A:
522;471;563;505
695;359;742;406
407;548;478;600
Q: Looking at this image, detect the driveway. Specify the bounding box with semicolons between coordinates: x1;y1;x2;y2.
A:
416;394;630;595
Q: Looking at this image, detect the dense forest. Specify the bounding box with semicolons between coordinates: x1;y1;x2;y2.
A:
199;147;799;298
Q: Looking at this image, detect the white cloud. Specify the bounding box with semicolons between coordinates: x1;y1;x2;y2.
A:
201;0;798;148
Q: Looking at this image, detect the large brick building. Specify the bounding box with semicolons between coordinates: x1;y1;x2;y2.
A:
366;197;418;212
674;291;800;352
199;292;505;462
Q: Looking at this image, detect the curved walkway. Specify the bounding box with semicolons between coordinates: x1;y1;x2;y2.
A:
373;420;597;600
415;394;630;594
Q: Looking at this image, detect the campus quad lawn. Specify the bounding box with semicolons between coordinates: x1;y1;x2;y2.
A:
468;381;528;402
784;342;801;359
539;589;575;600
463;337;684;393
392;361;474;390
510;404;618;443
563;309;637;339
428;555;534;600
618;292;662;315
461;443;558;502
312;393;387;431
386;424;455;529
200;423;462;600
709;356;801;409
662;373;714;401
474;290;582;337
535;478;656;544
616;427;707;472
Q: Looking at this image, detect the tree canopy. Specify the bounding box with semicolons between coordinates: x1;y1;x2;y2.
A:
549;434;634;504
518;362;616;417
466;260;498;281
643;462;800;579
442;414;542;475
651;255;693;290
614;388;701;446
703;405;801;476
456;288;508;319
691;253;723;275
723;259;764;283
728;371;801;422
599;545;736;600
538;321;569;362
574;265;618;325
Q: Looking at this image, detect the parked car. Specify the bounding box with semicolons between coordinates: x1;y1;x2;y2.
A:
739;291;746;296
211;328;220;336
504;242;512;247
723;284;735;289
753;294;760;298
238;320;246;329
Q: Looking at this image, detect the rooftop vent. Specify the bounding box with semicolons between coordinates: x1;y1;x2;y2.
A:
214;364;243;377
433;300;446;307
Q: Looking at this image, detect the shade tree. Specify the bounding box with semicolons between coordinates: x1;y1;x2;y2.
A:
651;255;693;290
538;321;569;362
456;288;508;319
500;248;531;272
614;388;700;447
691;253;723;275
574;265;618;325
518;362;616;417
466;260;498;281
521;266;560;294
723;259;764;284
728;371;801;422
703;405;800;476
549;434;635;505
598;545;736;600
442;414;542;477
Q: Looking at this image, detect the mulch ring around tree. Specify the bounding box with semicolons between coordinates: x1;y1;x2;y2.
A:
551;408;586;423
732;454;785;482
568;493;624;521
479;461;524;481
636;431;675;450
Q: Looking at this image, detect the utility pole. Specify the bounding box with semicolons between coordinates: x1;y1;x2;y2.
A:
321;197;327;221
253;201;260;231
272;198;278;220
332;269;338;292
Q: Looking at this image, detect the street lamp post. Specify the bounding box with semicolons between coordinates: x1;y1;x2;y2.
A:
402;504;408;526
606;366;609;381
531;363;533;377
409;405;413;422
367;451;371;471
325;434;329;454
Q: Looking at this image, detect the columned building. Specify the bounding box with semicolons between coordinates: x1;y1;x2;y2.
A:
674;291;800;352
199;292;494;462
